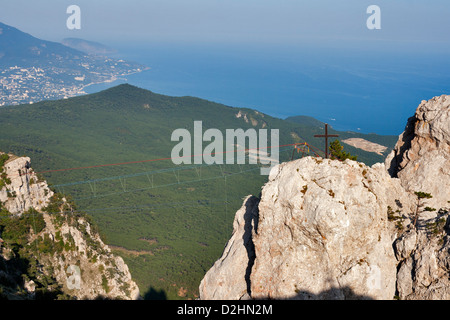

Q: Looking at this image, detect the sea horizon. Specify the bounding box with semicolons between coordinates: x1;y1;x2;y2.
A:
84;40;450;136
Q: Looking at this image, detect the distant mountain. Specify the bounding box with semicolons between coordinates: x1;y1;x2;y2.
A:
0;22;147;106
61;38;118;55
0;84;399;299
0;22;83;66
285;115;326;128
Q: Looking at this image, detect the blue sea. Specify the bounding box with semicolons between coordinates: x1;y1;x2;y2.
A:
85;41;450;136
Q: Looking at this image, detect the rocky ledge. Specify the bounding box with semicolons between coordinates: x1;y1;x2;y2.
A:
200;95;450;300
0;153;140;300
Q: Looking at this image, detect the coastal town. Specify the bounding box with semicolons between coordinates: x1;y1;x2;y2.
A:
0;59;147;106
1;65;80;106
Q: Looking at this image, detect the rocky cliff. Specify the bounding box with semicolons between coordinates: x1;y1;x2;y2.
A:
386;95;450;210
0;155;53;215
0;153;140;300
199;95;450;300
386;95;450;299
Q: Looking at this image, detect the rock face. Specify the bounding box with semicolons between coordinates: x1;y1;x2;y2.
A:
386;95;450;209
37;212;141;300
394;212;450;300
199;195;259;300
0;154;140;300
200;158;411;300
0;155;54;215
200;95;449;300
251;159;411;300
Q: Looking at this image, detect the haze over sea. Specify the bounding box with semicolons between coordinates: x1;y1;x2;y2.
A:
3;0;450;136
85;41;450;136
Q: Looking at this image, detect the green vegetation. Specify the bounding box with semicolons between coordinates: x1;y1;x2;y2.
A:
286;117;396;162
285;115;325;128
414;191;433;200
0;190;107;299
329;139;357;161
387;205;404;231
0;84;398;299
0;153;10;189
0;208;45;248
426;217;446;236
413;191;433;228
0;153;9;168
0;206;72;299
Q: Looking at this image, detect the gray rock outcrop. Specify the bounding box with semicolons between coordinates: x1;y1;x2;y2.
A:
394;211;450;300
200;95;449;300
386;95;450;210
199;195;258;300
200;158;412;300
38;212;141;300
0;155;53;215
0;154;140;300
250;158;410;300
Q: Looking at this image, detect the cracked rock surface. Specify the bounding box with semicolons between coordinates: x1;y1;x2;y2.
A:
200;95;449;300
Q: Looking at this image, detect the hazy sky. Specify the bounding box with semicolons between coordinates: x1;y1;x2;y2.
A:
1;0;450;49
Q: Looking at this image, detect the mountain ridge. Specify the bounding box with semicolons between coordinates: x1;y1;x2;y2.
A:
61;38;118;56
0;83;398;299
0;22;147;106
0;22;85;65
285;115;326;128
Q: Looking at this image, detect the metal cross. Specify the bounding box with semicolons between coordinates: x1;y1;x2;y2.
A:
314;123;339;159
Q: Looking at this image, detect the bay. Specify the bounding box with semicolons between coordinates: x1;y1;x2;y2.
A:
85;41;450;135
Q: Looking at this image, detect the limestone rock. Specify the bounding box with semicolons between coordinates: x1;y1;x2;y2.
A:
394;208;450;300
0;154;53;215
386;95;450;300
201;157;412;300
199;95;449;301
393;230;417;261
41;213;140;300
0;154;140;300
250;158;406;300
386;95;450;210
199;195;259;300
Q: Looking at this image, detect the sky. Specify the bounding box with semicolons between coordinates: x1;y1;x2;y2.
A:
1;0;450;49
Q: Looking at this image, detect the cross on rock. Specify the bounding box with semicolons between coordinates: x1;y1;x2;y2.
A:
314;123;339;159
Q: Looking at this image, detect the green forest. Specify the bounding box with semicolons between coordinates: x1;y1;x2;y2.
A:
0;84;398;299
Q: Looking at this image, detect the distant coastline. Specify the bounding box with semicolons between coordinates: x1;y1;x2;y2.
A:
0;21;150;107
105;42;450;136
80;66;150;95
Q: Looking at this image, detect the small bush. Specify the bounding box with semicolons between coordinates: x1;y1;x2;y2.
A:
0;154;9;169
415;191;433;200
426;217;446;236
387;206;404;231
329;140;357;161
